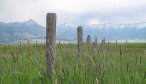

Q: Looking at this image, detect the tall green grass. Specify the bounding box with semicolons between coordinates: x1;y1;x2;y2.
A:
0;43;146;84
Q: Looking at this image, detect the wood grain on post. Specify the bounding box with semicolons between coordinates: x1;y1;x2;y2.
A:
77;26;83;57
46;13;56;78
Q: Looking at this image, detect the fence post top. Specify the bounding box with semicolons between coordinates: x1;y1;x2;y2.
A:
77;26;83;30
47;13;56;15
95;35;97;38
87;35;90;37
46;13;56;17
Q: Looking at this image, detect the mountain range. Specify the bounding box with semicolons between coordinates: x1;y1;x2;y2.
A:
0;19;45;41
57;22;146;41
0;19;146;42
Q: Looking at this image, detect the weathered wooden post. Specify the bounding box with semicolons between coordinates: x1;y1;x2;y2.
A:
101;40;104;46
107;41;110;50
94;35;98;51
19;41;22;54
116;40;117;44
94;35;98;47
77;26;83;57
103;38;106;44
58;41;62;52
46;13;56;78
86;35;91;54
36;40;38;46
101;38;106;47
144;50;146;57
86;35;91;48
91;42;95;52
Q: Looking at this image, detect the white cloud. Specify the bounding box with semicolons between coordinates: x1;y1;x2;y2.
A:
87;18;103;25
0;0;146;25
42;0;146;14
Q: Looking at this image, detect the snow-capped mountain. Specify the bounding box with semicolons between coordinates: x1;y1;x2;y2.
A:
0;19;45;41
0;19;146;42
57;22;146;41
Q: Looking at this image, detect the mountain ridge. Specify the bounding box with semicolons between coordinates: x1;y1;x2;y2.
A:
0;19;146;42
57;22;146;40
0;19;45;41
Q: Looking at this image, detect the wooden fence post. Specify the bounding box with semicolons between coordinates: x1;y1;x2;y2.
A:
126;40;127;44
86;35;91;54
94;35;98;48
77;26;83;57
116;40;117;44
103;38;106;44
101;40;104;46
102;38;106;46
19;41;22;54
91;42;95;51
87;35;91;48
144;50;146;57
46;13;56;78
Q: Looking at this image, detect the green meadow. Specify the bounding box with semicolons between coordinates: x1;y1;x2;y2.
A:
0;43;146;84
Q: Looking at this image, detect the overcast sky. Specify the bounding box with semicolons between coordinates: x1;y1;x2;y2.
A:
0;0;146;26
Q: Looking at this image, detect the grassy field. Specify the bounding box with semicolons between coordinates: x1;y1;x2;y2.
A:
0;43;146;84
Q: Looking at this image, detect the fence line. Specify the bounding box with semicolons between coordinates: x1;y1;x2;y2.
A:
0;13;139;80
0;37;132;44
0;37;78;43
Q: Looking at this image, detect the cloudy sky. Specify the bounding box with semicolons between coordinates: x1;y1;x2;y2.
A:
0;0;146;26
